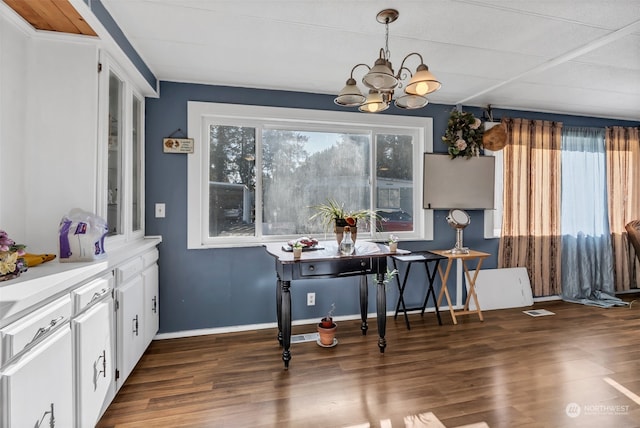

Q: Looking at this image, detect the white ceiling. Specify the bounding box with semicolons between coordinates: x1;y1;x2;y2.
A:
101;0;640;121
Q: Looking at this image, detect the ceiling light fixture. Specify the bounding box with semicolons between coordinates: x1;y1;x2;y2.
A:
334;9;441;112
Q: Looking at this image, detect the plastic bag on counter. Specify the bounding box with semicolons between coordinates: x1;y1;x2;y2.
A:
59;209;108;262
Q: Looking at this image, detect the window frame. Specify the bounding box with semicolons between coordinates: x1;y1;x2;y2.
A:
187;102;433;249
483;122;503;239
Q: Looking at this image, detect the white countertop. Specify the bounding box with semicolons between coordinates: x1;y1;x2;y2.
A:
0;236;161;326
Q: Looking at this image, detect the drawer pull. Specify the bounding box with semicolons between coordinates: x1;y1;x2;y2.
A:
308;265;315;271
133;315;139;336
93;349;107;390
152;296;157;314
90;287;111;303
35;402;55;428
360;261;367;267
28;316;65;347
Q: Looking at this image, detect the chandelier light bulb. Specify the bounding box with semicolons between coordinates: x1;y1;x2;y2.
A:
415;81;429;96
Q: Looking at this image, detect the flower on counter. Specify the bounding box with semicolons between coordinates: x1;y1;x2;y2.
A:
388;234;399;244
0;229;27;279
442;109;484;159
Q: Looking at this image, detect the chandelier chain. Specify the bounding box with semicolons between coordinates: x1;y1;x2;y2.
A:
384;19;391;60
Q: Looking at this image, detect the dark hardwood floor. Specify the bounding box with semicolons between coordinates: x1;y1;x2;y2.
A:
97;298;640;428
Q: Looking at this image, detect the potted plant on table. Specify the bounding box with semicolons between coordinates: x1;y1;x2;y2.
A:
309;198;379;245
317;303;337;347
292;241;303;259
388;234;399;253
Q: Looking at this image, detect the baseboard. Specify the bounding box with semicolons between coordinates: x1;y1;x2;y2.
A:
153;306;451;340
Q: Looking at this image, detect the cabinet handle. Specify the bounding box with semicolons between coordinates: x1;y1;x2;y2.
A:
133;315;139;336
35;402;55;428
93;349;107;390
152;296;157;314
28;316;65;347
90;287;111;303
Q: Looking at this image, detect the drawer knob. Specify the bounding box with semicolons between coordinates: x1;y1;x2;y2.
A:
360;261;367;267
308;265;315;271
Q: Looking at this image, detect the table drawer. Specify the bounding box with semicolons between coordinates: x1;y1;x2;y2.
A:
298;258;373;277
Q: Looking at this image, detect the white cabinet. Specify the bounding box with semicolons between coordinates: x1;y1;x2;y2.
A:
115;249;159;389
0;238;160;428
0;326;74;428
116;274;145;388
71;274;115;428
142;250;160;346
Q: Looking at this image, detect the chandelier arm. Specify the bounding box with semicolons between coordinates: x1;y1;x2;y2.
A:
350;63;371;79
397;66;413;84
397;52;425;75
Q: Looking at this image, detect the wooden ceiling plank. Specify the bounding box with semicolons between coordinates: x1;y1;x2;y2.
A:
3;0;56;31
27;0;82;34
53;0;97;36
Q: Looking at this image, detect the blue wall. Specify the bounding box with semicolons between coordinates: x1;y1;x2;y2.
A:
146;81;639;334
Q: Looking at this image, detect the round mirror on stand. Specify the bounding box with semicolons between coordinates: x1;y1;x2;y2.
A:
446;209;471;254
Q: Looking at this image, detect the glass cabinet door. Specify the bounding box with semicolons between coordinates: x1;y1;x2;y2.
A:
131;95;142;233
107;72;123;236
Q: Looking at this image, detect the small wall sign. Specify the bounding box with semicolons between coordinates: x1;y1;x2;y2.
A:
163;138;194;154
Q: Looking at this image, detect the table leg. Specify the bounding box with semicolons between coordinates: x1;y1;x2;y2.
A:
281;280;292;369
436;259;458;325
376;272;386;353
462;258;485;321
422;260;442;326
276;278;283;346
359;275;368;335
393;260;412;330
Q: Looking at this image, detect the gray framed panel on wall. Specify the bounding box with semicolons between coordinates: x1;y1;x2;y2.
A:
423;153;496;209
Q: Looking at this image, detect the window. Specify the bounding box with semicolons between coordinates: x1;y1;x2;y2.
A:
187;103;433;248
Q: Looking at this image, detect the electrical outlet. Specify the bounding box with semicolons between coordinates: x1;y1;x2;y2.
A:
155;203;166;218
307;292;315;306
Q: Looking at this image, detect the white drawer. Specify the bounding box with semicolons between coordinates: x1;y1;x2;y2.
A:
116;257;143;284
0;295;71;365
72;274;113;315
141;247;159;268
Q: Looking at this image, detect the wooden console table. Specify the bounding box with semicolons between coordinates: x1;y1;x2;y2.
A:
429;249;490;325
263;241;406;369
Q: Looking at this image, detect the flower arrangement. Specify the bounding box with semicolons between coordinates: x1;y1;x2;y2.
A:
442;110;484;159
388;234;399;244
0;230;27;281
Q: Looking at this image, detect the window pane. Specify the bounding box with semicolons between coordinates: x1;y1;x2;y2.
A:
208;125;256;237
262;130;370;236
107;72;123;236
375;134;414;232
131;96;142;232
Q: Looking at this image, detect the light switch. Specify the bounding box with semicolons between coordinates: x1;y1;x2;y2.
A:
155;203;166;218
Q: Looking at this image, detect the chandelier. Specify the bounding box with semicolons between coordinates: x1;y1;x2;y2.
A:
334;9;441;113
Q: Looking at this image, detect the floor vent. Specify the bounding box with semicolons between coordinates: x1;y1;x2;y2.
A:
291;332;319;343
